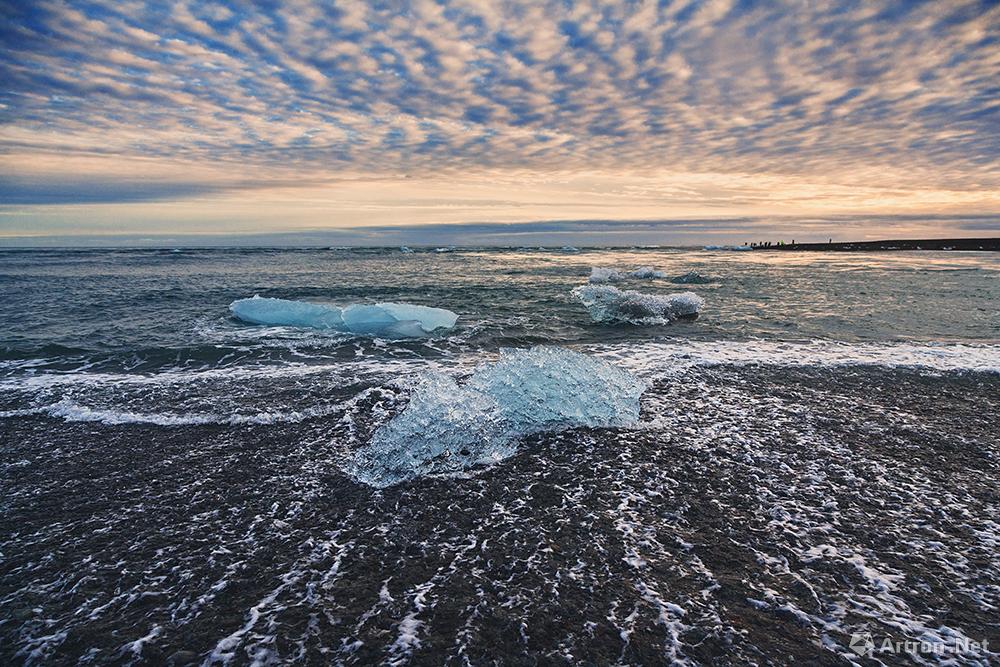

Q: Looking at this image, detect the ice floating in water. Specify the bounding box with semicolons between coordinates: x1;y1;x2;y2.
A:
589;266;667;283
347;346;646;487
570;268;715;290
229;296;457;337
589;267;626;283
627;266;667;279
670;271;713;284
572;285;704;324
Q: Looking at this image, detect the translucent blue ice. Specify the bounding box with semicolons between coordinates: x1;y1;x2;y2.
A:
348;346;646;487
230;296;345;329
229;296;457;337
572;285;704;324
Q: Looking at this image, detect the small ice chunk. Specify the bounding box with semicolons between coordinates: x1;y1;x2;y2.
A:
627;266;667;279
347;347;646;487
670;271;713;284
589;267;626;283
590;266;667;282
229;296;457;337
704;245;752;251
572;285;704;324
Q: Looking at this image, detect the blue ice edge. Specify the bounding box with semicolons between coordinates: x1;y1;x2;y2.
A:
346;346;647;488
229;295;458;338
572;284;704;324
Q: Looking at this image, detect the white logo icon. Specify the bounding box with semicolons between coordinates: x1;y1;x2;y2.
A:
849;632;875;657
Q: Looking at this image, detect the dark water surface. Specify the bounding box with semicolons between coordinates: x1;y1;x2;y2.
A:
1;247;998;665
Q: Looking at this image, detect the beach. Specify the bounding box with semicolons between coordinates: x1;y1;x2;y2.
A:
2;246;999;664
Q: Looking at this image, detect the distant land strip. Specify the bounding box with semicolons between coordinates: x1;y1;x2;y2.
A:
754;238;1000;252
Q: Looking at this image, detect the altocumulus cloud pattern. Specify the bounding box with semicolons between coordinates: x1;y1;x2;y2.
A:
0;0;998;238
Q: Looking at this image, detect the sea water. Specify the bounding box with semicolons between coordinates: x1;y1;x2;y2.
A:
1;246;998;664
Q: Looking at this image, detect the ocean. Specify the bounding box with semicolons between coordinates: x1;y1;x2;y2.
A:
1;246;998;665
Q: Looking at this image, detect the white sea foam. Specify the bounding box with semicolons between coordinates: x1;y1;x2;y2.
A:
591;340;1000;375
3;339;997;436
2;398;344;426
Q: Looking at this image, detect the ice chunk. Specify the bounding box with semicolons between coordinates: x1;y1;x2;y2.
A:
572;285;704;324
703;245;752;251
627;266;667;279
347;347;646;487
341;303;458;335
589;266;667;282
229;296;457;337
670;271;713;284
348;374;511;487
229;296;344;329
589;267;626;283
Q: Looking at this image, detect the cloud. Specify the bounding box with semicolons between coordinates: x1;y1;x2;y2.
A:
0;0;997;238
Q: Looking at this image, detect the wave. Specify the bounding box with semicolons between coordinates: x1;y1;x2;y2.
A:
591;340;1000;375
3;341;997;437
1;398;344;426
4;340;996;398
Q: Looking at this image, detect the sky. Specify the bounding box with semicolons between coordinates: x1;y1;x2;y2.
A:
1;0;999;246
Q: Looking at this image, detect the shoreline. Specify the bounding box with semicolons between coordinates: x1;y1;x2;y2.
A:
753;237;1000;252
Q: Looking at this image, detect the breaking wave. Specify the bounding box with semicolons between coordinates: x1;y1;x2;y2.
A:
1;398;344;426
594;340;1000;376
